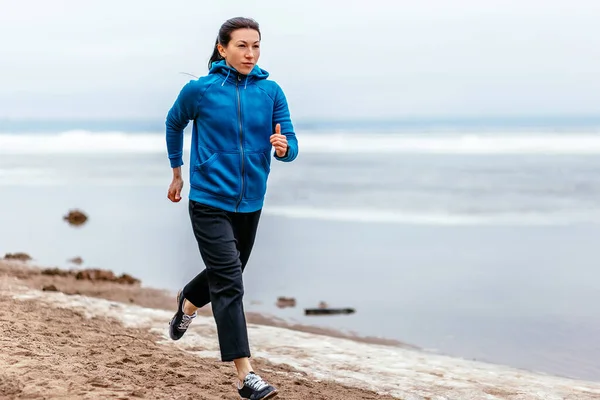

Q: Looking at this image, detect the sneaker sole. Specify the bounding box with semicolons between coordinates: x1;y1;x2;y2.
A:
240;392;278;400
262;391;279;399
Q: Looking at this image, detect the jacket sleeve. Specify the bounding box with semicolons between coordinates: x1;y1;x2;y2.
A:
272;84;298;162
165;81;199;168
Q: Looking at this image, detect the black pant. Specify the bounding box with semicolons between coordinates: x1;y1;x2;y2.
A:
182;200;261;362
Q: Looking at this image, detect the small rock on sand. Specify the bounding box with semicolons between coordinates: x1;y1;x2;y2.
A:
3;252;32;262
63;209;88;226
68;257;83;265
276;296;296;308
42;284;58;292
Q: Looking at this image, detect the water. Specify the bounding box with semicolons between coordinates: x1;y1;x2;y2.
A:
1;118;600;382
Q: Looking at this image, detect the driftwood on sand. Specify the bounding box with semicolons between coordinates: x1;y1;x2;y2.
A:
304;307;356;316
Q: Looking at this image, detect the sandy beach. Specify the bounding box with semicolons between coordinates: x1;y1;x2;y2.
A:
1;258;600;400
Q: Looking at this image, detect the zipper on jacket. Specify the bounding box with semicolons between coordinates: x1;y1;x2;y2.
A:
235;75;245;212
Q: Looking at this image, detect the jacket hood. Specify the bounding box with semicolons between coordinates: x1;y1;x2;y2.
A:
209;60;269;87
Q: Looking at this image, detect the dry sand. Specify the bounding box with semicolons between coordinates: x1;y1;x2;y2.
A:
1;260;600;400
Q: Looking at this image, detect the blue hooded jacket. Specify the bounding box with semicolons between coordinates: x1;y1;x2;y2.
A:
165;60;299;213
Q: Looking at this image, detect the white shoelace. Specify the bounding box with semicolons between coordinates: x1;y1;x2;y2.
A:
244;373;269;391
178;313;196;330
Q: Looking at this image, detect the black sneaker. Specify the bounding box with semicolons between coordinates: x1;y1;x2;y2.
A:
238;372;278;399
168;289;196;340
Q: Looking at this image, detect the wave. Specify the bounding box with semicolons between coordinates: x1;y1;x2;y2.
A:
301;131;600;154
0;130;165;154
263;206;599;226
3;129;600;154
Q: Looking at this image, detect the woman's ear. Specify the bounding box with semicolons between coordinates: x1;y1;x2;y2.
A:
217;43;226;59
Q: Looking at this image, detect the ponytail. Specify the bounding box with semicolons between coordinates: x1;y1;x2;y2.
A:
208;37;223;70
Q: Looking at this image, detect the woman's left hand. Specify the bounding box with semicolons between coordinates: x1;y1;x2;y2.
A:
270;123;288;157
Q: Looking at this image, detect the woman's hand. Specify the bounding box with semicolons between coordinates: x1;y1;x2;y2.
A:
270;123;288;157
168;167;184;202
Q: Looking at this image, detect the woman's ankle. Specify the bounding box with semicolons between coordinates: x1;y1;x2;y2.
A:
182;299;198;315
234;358;253;382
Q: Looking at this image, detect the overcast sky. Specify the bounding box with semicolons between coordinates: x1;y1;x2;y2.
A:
1;0;600;120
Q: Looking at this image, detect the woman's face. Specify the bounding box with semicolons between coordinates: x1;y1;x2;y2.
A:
219;28;261;75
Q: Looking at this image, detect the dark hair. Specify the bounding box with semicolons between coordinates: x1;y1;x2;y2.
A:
208;17;261;70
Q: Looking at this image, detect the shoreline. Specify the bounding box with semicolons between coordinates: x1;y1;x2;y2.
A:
0;258;411;349
2;259;600;399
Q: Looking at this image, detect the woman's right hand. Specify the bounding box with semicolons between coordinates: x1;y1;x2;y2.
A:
168;168;184;202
